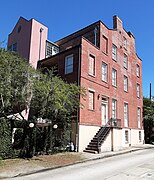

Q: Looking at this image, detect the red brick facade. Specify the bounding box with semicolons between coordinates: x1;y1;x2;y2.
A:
40;16;143;129
39;16;144;151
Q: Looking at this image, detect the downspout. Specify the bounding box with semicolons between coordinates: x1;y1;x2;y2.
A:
39;28;44;60
76;45;81;152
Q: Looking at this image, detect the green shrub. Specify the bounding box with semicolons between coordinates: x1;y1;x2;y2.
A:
0;119;15;159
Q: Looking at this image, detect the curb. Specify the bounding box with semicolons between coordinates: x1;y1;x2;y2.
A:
0;146;153;179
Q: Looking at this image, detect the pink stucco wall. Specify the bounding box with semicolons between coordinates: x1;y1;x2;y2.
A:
29;19;48;69
8;17;48;69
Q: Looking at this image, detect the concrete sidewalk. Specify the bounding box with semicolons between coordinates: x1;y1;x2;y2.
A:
0;144;153;179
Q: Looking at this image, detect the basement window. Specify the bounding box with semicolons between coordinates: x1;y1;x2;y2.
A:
139;131;142;142
125;130;129;144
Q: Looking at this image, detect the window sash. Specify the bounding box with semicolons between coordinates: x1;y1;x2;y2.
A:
124;54;128;68
138;108;141;128
124;103;128;127
112;44;117;60
137;84;140;97
124;37;127;49
136;65;140;77
125;130;129;143
124;76;128;91
112;99;117;119
102;63;107;82
89;91;94;110
112;69;117;86
89;55;95;76
65;55;73;74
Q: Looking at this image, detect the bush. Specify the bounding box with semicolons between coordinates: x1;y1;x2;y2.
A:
0;119;15;159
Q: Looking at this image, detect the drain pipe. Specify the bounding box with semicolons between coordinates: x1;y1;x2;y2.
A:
75;45;81;152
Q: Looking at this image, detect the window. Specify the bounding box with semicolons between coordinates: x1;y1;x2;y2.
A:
112;68;117;87
124;76;128;92
137;84;140;98
88;91;94;110
124;37;127;49
89;55;95;76
139;131;142;142
136;64;140;77
102;62;107;82
138;108;141;128
8;43;17;52
102;36;108;54
112;44;117;61
65;54;73;74
125;130;129;143
112;99;117;119
124;54;128;69
124;103;128;127
8;45;12;51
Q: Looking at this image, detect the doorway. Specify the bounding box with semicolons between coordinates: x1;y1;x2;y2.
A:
101;97;108;126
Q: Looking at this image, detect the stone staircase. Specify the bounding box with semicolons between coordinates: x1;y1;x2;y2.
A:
84;126;111;154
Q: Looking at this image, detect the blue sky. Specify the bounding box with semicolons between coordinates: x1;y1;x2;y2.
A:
1;0;154;97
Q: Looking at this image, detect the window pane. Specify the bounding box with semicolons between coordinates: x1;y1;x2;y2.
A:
102;63;107;82
65;55;73;74
89;55;95;76
89;91;94;110
112;69;117;86
137;84;140;97
124;103;128;127
112;99;117;119
124;54;128;69
124;76;128;92
138;108;141;128
124;37;127;49
112;44;117;61
136;65;140;77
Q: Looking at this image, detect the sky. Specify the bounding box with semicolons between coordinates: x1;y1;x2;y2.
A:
0;0;154;97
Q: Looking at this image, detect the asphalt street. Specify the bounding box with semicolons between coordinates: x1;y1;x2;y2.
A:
11;149;154;180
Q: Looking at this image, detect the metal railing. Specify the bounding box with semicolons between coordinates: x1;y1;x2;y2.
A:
97;118;121;151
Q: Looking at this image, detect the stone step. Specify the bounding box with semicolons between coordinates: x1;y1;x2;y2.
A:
83;149;98;154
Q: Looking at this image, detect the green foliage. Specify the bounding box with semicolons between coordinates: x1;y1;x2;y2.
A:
31;70;85;123
0;49;85;158
0;49;37;119
0;119;14;159
143;97;154;143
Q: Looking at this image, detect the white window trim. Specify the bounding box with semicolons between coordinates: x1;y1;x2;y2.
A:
112;99;117;119
124;103;128;127
65;54;73;74
124;54;128;69
88;54;95;77
137;107;141;128
88;90;94;111
124;76;128;92
112;68;117;87
136;64;140;77
102;62;108;82
124;37;127;49
112;44;117;61
137;83;140;98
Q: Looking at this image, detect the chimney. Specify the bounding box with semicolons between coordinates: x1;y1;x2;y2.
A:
113;15;123;29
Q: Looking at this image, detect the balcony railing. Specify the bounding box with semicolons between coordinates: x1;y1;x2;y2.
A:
108;118;121;128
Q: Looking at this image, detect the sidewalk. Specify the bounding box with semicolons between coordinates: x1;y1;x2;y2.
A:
0;144;153;179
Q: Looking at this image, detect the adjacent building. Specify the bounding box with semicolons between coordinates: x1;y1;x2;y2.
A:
8;16;144;153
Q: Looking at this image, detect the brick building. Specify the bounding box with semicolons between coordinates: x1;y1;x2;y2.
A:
8;16;144;153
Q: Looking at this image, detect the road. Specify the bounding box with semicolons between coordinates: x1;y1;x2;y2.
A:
13;149;154;180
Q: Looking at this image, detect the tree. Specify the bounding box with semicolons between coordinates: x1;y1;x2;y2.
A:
143;97;154;144
0;49;37;119
0;49;85;157
30;71;85;152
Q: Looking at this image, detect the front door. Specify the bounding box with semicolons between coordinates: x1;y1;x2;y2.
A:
101;99;108;126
